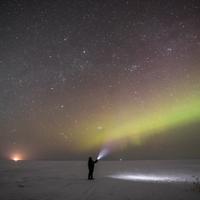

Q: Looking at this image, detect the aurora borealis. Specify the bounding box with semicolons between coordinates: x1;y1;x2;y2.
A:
0;0;200;160
75;92;200;150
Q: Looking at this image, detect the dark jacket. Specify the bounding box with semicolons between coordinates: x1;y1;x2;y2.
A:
88;157;98;170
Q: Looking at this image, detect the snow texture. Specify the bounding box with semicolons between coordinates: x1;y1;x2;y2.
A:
0;160;200;200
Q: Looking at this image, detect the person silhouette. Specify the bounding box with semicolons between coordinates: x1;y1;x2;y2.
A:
88;157;98;180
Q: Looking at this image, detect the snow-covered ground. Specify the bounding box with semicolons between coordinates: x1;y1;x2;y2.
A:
0;160;200;200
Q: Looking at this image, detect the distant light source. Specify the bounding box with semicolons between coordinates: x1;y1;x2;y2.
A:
13;157;20;162
11;154;22;162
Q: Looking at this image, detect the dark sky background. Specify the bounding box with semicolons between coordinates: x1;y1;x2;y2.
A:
0;0;200;160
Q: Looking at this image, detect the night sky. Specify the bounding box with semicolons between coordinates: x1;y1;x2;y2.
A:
0;0;200;160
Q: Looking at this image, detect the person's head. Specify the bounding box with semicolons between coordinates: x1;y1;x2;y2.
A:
88;156;92;161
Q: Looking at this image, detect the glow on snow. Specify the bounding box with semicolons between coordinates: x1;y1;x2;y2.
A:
109;174;187;183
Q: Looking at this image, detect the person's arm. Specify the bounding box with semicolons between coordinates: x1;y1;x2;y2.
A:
94;159;98;164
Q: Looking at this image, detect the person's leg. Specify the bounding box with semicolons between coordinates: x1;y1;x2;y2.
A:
88;170;92;179
91;169;94;179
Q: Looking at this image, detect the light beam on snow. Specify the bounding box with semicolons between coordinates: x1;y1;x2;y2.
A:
109;173;189;183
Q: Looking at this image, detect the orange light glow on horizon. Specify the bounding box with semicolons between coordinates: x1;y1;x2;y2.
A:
11;154;22;162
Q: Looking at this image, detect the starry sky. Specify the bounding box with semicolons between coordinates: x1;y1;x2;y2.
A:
0;0;200;160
